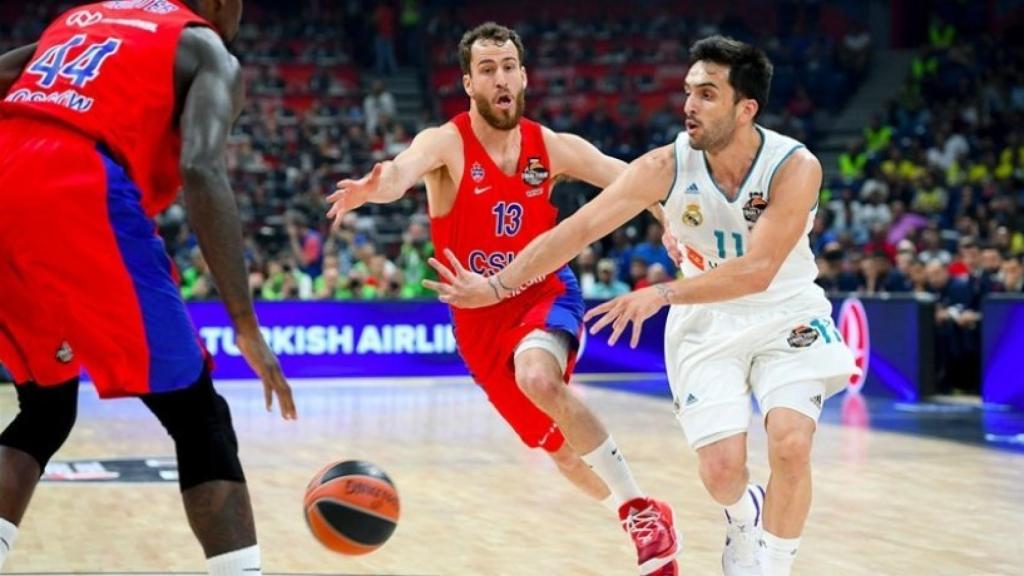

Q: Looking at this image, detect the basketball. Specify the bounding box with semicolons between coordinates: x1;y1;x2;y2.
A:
303;460;400;555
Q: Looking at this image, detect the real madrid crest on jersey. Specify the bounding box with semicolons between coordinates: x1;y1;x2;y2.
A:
682;203;703;227
521;156;549;186
743;191;767;225
470;162;485;183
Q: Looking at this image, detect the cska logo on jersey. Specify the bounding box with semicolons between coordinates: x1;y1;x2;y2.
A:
521;156;549;186
470;162;485;183
743;191;767;225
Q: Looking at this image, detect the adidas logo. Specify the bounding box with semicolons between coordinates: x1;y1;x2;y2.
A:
685;182;700;194
810;394;822;409
686;393;699;406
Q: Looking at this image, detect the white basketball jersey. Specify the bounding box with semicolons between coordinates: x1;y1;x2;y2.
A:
663;125;821;307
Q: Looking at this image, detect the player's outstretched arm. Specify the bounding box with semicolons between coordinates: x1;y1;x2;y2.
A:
0;43;37;97
177;28;296;419
326;126;456;224
423;145;673;308
584;149;822;348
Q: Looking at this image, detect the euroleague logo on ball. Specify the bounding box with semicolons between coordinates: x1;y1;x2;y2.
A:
838;297;869;393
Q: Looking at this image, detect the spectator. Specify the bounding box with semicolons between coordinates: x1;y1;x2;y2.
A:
585;259;630;299
286;210;324;279
998;254;1023;292
374;1;398;75
395;220;435;298
918;227;953;265
364;79;397;137
574;246;598;296
631;222;677;276
925;260;981;394
629;257;650;289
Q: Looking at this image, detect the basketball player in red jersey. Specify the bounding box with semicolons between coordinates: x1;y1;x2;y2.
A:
326;22;680;575
0;1;294;574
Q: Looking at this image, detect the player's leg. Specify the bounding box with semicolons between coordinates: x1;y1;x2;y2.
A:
0;379;79;570
0;124;89;569
546;439;611;503
40;146;265;575
759;402;817;576
512;337;639;505
666;305;762;576
513;329;679;574
90;148;263;575
141;369;261;574
750;307;857;576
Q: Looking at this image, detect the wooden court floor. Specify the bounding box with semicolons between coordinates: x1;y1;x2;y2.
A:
1;378;1022;575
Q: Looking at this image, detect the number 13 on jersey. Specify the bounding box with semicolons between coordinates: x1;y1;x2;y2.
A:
492;202;523;237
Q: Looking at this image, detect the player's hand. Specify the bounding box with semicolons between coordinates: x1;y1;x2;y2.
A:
663;228;683;266
422;248;500;309
584;285;670;348
236;328;297;420
326;162;383;229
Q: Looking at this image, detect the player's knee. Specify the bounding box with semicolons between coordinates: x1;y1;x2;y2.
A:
0;379;79;470
142;371;245;491
699;450;746;493
768;427;813;470
515;367;563;406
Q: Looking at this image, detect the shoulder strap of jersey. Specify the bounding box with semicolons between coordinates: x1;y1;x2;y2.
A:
518;117;548;168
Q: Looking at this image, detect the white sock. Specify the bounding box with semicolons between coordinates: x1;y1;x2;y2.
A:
0;516;16;565
599;492;618;512
724;484;763;527
759;531;800;576
0;517;17;570
580;436;644;508
207;545;261;576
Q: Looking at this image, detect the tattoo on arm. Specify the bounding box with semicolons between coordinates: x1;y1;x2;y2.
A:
656;283;674;305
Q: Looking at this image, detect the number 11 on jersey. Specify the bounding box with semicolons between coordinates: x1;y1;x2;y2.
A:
713;229;744;258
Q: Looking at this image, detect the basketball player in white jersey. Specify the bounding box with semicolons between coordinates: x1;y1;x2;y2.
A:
425;36;858;576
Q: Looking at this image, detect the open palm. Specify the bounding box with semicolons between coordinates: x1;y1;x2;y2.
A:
326;163;383;226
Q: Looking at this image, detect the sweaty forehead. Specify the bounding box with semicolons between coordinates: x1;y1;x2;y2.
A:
685;61;730;88
472;39;520;65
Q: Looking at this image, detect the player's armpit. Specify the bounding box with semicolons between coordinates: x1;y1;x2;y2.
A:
381;125;458;197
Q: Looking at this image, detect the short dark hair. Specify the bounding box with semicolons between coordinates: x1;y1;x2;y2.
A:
689;35;773;117
458;22;526;75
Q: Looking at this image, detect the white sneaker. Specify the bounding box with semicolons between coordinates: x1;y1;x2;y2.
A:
721;485;764;576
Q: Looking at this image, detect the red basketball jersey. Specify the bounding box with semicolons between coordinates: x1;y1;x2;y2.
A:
431;112;568;314
0;0;211;216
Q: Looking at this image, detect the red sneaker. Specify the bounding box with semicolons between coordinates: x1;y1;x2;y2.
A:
648;559;680;575
619;497;682;574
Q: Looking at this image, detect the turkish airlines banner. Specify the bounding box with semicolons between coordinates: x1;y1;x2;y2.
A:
187;300;669;379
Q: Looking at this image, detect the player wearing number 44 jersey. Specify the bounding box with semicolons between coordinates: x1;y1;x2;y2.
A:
429;36;859;576
327;22;680;576
0;1;296;575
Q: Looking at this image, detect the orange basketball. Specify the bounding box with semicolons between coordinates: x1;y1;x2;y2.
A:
303;460;400;555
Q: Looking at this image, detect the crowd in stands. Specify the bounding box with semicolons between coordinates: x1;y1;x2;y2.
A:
816;17;1024;392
